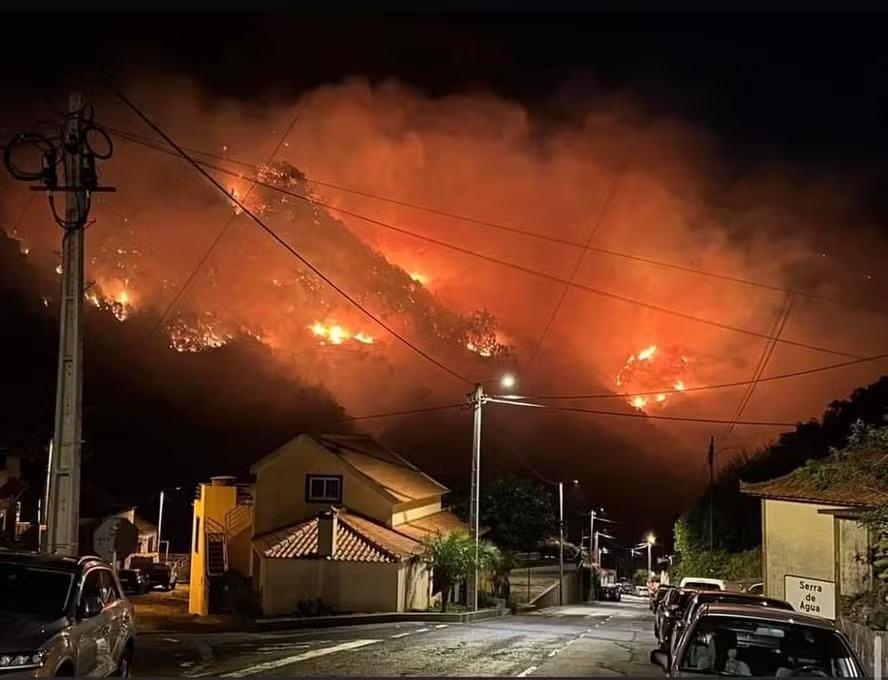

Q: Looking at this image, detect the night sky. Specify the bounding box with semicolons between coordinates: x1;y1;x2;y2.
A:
2;9;888;551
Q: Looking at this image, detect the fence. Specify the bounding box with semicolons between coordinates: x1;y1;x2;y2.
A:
839;617;887;678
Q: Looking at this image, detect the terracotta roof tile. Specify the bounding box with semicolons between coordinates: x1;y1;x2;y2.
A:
741;451;888;508
255;510;422;562
395;511;469;542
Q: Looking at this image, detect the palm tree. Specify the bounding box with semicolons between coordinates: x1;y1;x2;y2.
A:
420;530;474;612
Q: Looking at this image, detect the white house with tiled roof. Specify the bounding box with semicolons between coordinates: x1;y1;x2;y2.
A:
249;433;467;616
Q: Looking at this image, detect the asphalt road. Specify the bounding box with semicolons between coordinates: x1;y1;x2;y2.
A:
137;595;661;677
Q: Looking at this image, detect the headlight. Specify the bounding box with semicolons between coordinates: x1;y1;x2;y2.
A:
0;650;49;669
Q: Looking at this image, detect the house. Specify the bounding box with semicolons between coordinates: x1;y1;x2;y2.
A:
0;453;29;543
741;453;884;619
250;433;467;617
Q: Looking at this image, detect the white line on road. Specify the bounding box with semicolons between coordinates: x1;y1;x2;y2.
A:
517;666;537;677
434;624;448;629
548;649;560;657
390;632;412;639
415;628;431;633
220;639;380;677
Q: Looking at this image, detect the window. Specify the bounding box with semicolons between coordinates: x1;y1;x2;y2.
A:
80;570;103;607
305;475;343;504
0;564;73;617
99;570;120;604
194;517;201;553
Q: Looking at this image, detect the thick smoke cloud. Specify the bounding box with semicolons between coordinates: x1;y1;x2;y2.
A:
3;73;887;536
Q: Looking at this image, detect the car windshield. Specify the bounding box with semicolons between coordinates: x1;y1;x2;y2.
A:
0;563;74;618
678;615;861;677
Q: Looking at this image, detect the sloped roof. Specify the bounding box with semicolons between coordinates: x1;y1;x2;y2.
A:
254;509;423;563
741;450;888;508
395;510;470;542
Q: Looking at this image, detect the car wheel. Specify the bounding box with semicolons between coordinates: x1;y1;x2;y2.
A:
115;645;134;677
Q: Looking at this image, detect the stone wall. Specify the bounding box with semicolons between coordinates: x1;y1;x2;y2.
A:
839;616;887;676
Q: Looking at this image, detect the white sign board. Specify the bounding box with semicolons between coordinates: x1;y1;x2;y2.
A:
784;575;836;620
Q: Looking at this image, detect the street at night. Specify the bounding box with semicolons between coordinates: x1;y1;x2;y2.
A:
137;598;657;678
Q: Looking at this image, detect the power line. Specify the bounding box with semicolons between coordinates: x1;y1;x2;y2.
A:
531;403;797;427
100;77;473;387
101;128;861;360
145;109;305;341
100;122;888;319
722;292;796;440
292;403;466;429
526;165;626;370
520;350;888;402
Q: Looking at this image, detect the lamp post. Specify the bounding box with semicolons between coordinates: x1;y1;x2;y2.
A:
156;487;182;563
467;373;529;611
645;533;656;583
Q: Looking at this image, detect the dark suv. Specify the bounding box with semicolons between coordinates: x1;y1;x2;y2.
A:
0;550;135;676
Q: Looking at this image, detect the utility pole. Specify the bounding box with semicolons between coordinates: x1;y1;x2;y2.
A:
4;93;113;556
589;510;595;565
558;481;564;606
708;436;715;554
467;383;483;611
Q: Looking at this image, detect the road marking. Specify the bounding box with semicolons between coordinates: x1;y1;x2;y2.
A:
220;639;380;677
434;624;448;628
517;666;537;677
390;632;412;639
548;649;560;657
415;628;431;633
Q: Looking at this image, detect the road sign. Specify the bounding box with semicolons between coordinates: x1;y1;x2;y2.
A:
784;575;836;620
93;517;139;563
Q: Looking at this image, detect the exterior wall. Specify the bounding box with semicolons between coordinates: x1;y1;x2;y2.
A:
391;498;442;527
762;499;839;601
253;436;394;535
399;560;433;611
188;483;238;615
226;503;254;577
837;517;872;598
259;558;402;616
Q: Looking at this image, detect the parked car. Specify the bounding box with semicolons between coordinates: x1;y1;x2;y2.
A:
0;549;136;676
651;583;675;612
678;576;740;591
635;585;649;597
147;562;177;591
619;582;634;595
669;589;794;655
745;582;764;595
651;603;865;677
117;569;150;595
655;588;699;649
600;584;622;602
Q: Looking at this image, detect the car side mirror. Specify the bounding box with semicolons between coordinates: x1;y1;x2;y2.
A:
650;649;670;670
80;596;103;619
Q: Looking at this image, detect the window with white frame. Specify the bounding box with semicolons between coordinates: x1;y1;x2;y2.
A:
305;475;343;504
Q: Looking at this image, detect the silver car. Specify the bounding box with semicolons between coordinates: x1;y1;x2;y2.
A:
651;603;865;677
0;550;136;676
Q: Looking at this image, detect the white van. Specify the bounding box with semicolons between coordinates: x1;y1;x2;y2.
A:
679;576;741;591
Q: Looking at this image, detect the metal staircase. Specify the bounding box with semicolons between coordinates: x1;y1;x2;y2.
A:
205;517;228;577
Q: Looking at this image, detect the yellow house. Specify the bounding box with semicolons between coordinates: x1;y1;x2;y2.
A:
742;458;880;620
250;433;467;617
188;477;254;616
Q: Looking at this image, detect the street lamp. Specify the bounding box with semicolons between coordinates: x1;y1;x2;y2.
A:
467;373;541;611
645;533;656;583
549;479;578;606
156;486;182;564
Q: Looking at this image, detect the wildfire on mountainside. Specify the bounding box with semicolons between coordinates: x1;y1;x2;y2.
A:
617;344;690;411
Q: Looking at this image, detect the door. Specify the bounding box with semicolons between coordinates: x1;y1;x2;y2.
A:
99;569;128;673
74;569;103;676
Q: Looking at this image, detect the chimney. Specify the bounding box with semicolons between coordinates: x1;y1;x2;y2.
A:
317;508;338;558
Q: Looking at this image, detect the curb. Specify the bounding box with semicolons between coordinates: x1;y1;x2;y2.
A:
254;607;510;630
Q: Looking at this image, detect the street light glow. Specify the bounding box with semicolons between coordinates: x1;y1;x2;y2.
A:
500;373;516;389
646;533;656;544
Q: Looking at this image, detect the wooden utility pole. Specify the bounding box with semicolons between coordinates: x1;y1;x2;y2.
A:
708;436;715;554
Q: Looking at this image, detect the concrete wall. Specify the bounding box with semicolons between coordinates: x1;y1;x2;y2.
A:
762;499;838;601
391;498;442;527
259;557;403;616
838;517;872;598
227;503;255;577
253;436;394;535
530;566;582;609
399;559;433;611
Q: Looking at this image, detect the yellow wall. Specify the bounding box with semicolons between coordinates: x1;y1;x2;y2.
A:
838;517;871;598
398;560;434;611
259;557;403;616
188;483;239;615
253;436;393;535
391;498;442;527
762;499;838;601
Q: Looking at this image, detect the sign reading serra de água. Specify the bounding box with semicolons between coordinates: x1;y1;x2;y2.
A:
784;575;836;620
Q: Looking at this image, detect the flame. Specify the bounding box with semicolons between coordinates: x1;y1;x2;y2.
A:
466;342;493;358
673;380;686;392
409;272;428;285
84;279;135;322
656;393;667;403
631;396;648;410
169;316;232;352
55;264;63;275
310;322;374;347
638;345;657;361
